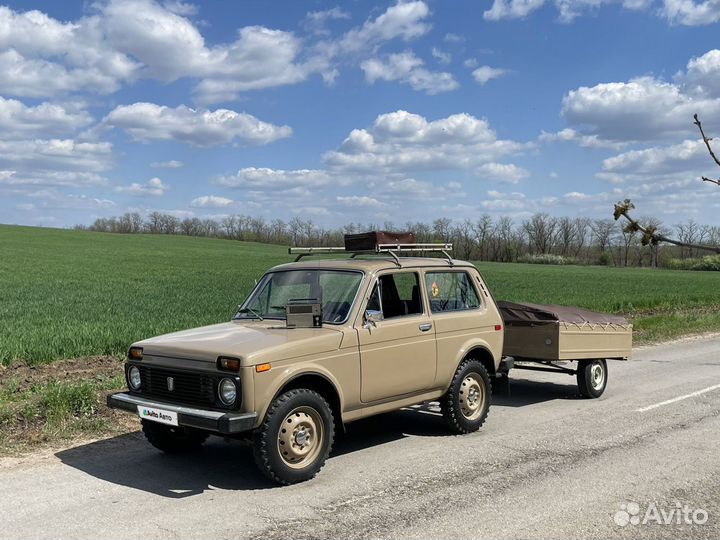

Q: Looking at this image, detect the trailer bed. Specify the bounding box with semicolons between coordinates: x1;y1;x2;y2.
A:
498;301;632;361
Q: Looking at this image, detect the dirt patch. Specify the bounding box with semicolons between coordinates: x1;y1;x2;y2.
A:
0;355;138;457
0;355;125;392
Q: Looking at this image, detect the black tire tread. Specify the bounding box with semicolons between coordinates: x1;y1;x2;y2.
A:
253;388;334;485
441;359;491;434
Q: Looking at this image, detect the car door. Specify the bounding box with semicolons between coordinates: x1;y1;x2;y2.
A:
424;270;492;373
356;270;437;402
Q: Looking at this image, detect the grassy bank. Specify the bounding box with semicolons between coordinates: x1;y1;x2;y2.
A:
3;224;720;365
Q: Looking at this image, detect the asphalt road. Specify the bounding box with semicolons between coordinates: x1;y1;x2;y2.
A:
3;335;720;540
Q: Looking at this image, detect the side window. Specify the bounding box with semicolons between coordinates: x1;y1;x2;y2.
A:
367;272;423;319
425;272;481;313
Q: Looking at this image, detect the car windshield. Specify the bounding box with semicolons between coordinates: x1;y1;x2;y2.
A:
235;269;364;324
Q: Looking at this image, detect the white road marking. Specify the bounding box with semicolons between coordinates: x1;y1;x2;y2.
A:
636;383;720;412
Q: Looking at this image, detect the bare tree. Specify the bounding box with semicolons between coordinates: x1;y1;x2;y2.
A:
613;114;720;253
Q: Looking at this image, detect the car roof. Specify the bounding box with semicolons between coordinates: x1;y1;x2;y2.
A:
268;256;476;273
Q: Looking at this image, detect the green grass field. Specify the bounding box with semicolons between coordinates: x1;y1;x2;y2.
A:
2;224;720;365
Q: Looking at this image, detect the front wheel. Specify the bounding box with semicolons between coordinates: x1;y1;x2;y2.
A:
253;389;334;485
441;359;491;434
577;359;608;398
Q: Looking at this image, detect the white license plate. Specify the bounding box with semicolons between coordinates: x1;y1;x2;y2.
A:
137;405;178;426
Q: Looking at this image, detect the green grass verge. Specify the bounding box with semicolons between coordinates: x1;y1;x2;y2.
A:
3;224;720;365
0;364;127;454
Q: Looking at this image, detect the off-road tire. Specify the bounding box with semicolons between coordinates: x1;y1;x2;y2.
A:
441;359;492;434
253;389;334;485
141;420;209;453
577;359;608;399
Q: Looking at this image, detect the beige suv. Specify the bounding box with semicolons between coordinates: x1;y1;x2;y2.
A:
108;254;504;484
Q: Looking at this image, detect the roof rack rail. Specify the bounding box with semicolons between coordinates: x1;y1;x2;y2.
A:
288;242;454;266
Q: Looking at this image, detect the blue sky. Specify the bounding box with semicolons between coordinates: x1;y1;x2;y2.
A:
2;0;720;228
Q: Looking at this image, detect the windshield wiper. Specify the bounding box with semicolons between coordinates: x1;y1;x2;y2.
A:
234;307;264;320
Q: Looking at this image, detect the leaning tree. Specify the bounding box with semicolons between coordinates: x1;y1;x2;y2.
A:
613;114;720;254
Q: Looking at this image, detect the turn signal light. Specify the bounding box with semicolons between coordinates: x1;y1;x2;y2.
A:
255;363;271;373
494;325;502;331
217;357;241;372
128;347;143;360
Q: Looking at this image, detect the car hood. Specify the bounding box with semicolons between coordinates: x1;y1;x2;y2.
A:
135;320;344;366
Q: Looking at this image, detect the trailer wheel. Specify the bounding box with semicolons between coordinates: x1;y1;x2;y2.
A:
577;359;607;398
441;359;491;434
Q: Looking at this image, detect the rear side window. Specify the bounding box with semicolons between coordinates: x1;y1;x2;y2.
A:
425;272;481;313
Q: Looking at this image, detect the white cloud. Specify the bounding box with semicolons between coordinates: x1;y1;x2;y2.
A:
336;195;385;207
661;0;720;25
483;0;547;20
561;76;720;142
190;195;234;208
476;162;530;183
151;160;184;168
216;167;332;190
601;139;707;177
361;51;458;94
304;7;351;36
0;97;91;138
444;33;465;43
539;128;628;149
0;139;112;173
0;6;138;98
323;110;526;173
683;49;720;96
115;177;169;196
472;65;507;85
339;1;430;53
0;170;108;188
431;47;451;65
480;0;720;24
104;103;292;147
464;58;479;69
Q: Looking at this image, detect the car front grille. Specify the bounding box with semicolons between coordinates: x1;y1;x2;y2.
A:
133;365;238;409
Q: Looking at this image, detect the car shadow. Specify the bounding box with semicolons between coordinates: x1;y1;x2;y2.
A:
55;433;273;496
56;381;579;496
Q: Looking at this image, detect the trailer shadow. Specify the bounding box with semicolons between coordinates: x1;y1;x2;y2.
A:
55;383;577;496
493;376;582;407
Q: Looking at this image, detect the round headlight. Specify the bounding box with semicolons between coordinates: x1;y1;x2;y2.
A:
218;378;237;406
128;366;141;390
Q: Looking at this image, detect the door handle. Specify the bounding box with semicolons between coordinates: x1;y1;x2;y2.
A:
419;323;433;332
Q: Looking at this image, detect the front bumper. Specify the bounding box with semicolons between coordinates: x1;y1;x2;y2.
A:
107;392;257;435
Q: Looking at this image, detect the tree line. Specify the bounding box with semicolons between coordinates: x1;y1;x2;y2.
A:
76;211;720;268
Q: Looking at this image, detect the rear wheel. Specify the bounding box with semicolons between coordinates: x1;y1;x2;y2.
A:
253;389;334;485
577;359;608;398
141;420;209;453
441;359;491;434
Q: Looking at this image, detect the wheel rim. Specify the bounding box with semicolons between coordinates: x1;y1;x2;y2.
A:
590;362;606;390
459;373;486;420
277;406;324;469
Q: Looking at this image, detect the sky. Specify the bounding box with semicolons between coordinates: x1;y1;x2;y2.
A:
2;0;720;229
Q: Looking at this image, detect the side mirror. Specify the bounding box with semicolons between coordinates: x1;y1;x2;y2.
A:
364;309;383;328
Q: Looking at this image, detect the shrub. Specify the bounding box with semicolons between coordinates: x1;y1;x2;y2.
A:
516;254;578;265
666;255;720;271
598;251;613;266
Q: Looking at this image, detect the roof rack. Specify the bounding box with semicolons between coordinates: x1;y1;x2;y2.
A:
288;242;454;266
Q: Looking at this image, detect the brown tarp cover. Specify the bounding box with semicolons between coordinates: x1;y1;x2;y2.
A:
497;301;629;326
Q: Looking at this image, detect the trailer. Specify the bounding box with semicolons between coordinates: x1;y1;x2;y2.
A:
497;301;632;398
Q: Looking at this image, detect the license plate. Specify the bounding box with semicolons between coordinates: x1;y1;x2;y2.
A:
137;405;178;426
